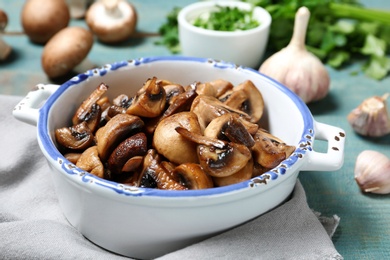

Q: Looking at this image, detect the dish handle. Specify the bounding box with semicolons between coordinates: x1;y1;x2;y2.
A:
13;84;59;126
300;121;346;171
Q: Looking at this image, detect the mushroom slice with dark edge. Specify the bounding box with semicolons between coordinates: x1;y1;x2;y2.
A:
107;132;148;175
137;149;161;188
213;158;254;187
196;79;234;98
55;121;94;151
72;83;108;132
252;129;296;169
190;95;251;131
162;83;185;105
153;111;201;165
126;77;167;118
41;26;94;79
220;80;265;123
204;113;256;147
85;0;137;44
95;113;144;161
76;146;105;178
155;162;213;190
175;127;252;178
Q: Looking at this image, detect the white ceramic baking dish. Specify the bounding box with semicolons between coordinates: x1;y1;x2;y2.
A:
13;57;345;259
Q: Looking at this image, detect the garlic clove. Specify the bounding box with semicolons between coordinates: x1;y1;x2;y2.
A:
354;150;390;194
259;6;330;104
347;93;390;137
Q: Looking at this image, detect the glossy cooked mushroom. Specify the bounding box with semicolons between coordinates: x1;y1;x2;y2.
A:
95;113;144;161
126;77;167;118
107;132;148;175
55;121;94;151
204;113;256;147
41;27;94;79
153;111;201;165
190;95;251;131
251;129;295;169
76;146;105;178
72;83;109;132
213;158;253;187
195;79;233;98
85;0;137;43
175;127;252;178
21;0;70;44
220;80;265;123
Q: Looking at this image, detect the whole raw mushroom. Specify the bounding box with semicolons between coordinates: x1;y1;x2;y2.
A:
86;0;137;43
41;27;94;79
21;0;70;44
0;9;11;61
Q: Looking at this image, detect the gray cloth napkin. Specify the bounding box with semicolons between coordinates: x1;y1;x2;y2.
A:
0;95;342;260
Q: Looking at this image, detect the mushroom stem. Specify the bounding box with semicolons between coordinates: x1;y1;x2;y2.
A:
0;37;11;60
102;0;121;17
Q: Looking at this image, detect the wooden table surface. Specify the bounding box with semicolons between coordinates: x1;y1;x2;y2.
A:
1;1;390;259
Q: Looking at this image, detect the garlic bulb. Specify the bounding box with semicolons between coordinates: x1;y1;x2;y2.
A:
347;93;390;137
259;6;330;104
354;150;390;194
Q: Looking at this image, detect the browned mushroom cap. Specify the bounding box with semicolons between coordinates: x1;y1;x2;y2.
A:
107;132;148;174
72;83;108;132
162;83;185;105
95;113;144;161
153;111;201;165
76;146;105;178
21;0;70;44
126;77;167;118
171;163;214;189
85;0;137;43
196;79;234;98
204;114;255;147
220;80;265;123
155;161;186;190
251;129;295;169
213;158;253;187
55;121;94;150
190;95;251;131
41;27;94;79
175;127;252;177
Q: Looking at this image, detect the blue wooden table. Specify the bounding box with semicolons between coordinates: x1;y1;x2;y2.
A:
1;1;390;259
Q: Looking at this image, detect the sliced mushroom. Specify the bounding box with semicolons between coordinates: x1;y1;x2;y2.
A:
213;158;253;187
76;146;105;178
196;79;234;98
190;95;251;132
155;161;186;190
221;80;265;123
55;121;94;150
176;127;252;177
137;149;161;188
107;132;148;174
153;111;201;165
121;156;144;173
204;114;255;147
126;77;166;118
162;83;185;105
95;113;144;161
252;129;295;169
172;163;213;189
72;83;108;132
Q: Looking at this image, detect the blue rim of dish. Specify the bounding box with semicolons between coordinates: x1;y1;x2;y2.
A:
38;56;314;197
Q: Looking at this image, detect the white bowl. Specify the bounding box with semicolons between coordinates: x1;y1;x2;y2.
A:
178;1;272;69
13;57;345;259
